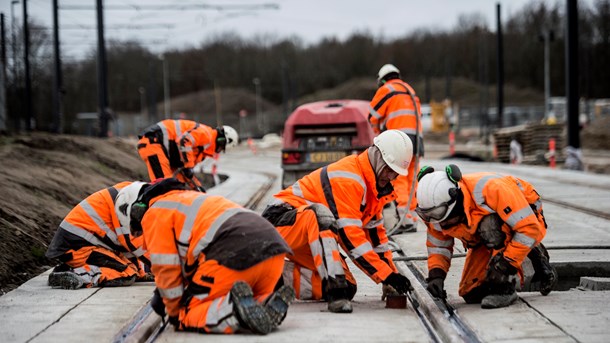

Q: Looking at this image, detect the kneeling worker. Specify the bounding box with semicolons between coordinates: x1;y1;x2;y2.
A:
416;165;558;309
46;181;152;289
262;130;414;313
115;179;295;335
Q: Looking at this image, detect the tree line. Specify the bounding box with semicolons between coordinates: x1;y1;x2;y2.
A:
4;0;610;133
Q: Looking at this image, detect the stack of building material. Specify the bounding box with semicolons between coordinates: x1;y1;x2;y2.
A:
493;123;565;165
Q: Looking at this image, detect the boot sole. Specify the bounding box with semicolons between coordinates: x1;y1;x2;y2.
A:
231;281;273;334
265;285;295;326
48;272;83;290
481;292;518;309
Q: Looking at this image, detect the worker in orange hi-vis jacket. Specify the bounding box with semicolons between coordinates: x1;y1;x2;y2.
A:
262;130;414;314
415;164;558;309
369;64;424;234
114;178;295;335
136;119;238;190
45;181;153;289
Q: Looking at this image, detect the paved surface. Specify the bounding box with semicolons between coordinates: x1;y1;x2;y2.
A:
1;144;610;343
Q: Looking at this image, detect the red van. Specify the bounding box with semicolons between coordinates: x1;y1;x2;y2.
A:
281;100;375;188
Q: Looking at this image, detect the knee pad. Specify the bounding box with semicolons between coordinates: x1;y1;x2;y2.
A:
477;214;506;249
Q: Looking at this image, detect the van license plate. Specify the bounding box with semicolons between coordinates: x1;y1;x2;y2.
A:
308;151;346;163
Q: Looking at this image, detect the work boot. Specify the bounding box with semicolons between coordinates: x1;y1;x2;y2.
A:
481;292;518;309
264;284;296;326
326;287;353;313
528;243;558;296
231;281;273;335
48;271;84;290
100;275;136;287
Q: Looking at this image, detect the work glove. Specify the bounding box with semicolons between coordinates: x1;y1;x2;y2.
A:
486;253;518;285
151;288;166;318
382;273;413;295
381;284;399;301
426;268;447;299
182;167;194;179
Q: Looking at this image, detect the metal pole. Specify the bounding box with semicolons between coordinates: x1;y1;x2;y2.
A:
496;3;504;129
544;29;551;118
10;0;18;132
96;0;109;137
253;77;262;133
162;54;170;119
564;0;582;170
22;0;32;131
52;0;62;133
0;14;7;132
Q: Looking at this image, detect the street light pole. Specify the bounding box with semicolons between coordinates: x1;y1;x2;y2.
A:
253;77;262;134
10;0;18;132
160;54;170;119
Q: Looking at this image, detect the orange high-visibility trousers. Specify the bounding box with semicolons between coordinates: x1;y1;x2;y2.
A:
62;246;139;287
275;206;356;300
179;254;285;334
137;137;173;181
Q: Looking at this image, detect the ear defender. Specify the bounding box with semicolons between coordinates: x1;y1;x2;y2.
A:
445;164;462;184
417;165;435;182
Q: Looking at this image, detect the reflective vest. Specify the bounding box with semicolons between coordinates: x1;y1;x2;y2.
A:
143;190;291;317
273;150;398;283
178;125;218;169
46;181;145;260
426;172;546;273
369;79;423;155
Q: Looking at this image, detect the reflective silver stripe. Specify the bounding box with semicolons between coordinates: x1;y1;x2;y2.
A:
350;242;373;259
309;240;328;279
202;143;210;151
364;218;384;229
194;292;210;300
505;206;535;228
337;218;362;228
369;105;382;119
282;261;295;291
207;296;238;332
115;226;130;236
387;109;416;121
532;199;542;212
328;171;366;194
151;253;181;265
193;207;249;257
400;128;417;135
299;268;313;300
473;174;501;212
515;179;525;191
80;200;119;245
174;120;182;139
179;146;193;152
427;233;454;247
159;285;184;299
512;232;536;248
386;84;396;92
373;242;390;253
59;220;113;251
159;121;170;152
321;237;344;279
204;297;223;325
291;181;312;205
427;247;452;259
124;252;135;258
432;222;443;232
131;247;145;257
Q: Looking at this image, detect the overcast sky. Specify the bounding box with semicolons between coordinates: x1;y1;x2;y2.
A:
0;0;597;60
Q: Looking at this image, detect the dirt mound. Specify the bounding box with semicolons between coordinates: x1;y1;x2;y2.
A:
0;133;148;295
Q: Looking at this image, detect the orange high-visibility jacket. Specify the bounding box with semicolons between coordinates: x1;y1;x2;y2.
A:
273;150;398;283
369;79;423;155
426;172;546;273
46;182;147;261
142;190;291;317
178;125;218;169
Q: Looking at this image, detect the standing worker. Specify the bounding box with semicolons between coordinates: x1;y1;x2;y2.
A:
137;119;238;189
369;64;424;233
115;179;295;335
46;181;152;289
262;130;414;313
416;165;558;309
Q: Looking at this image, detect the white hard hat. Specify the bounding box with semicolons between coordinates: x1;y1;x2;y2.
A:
115;181;147;235
415;171;458;223
373;130;413;176
377;64;400;83
222;125;239;150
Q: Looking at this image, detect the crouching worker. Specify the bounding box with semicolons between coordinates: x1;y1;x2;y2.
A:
115;179;295;335
416;165;558;309
262;130;414;313
46;182;153;290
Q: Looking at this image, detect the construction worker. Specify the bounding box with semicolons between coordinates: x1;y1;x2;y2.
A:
262;130;414;313
137;119;238;189
416;164;558;309
114;178;295;335
45;181;152;289
369;64;424;234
